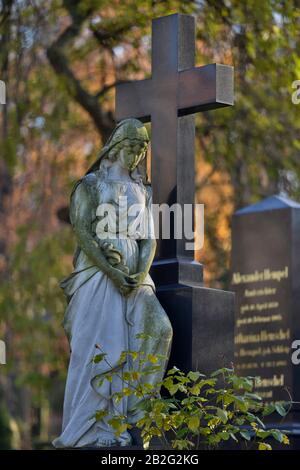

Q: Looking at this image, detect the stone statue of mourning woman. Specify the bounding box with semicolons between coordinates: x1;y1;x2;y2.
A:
53;119;173;448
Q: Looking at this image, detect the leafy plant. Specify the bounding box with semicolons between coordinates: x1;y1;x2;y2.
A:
92;336;291;450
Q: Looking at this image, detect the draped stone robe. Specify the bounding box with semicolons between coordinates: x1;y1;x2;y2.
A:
53;172;173;448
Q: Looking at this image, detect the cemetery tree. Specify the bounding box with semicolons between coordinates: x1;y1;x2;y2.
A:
45;0;300;287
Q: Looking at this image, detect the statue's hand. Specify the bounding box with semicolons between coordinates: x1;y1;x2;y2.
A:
129;271;147;285
109;267;138;297
100;241;129;274
100;241;123;265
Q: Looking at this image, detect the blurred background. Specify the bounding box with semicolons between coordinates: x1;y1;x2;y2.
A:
0;0;299;449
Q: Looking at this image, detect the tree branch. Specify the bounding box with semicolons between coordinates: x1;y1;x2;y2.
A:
46;2;115;140
90;22;134;49
95;80;128;99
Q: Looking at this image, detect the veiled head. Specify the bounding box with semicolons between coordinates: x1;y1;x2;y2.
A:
86;119;149;176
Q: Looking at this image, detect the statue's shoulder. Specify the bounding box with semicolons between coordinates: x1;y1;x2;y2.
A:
70;173;97;200
81;172;97;188
69;174;98;223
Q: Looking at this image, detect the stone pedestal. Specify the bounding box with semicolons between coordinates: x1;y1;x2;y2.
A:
151;258;235;375
157;284;235;375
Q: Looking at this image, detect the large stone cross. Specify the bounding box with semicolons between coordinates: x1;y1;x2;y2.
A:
116;13;233;286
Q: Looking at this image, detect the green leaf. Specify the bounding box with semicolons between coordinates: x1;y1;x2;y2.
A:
131;371;141;381
240;430;251;441
219;431;230;441
216;408;228;423
93;353;107;363
187;415;200;432
234;396;248;412
172;439;194;450
129;351;139;360
275;403;288;417
262;404;276;416
166;402;178;410
283;434;290;445
189;383;202;395
247;413;265;429
147;354;158;364
235;417;245;425
244;392;262;401
187;371;205;381
222;393;236;406
176;427;189;438
95;409;108;421
230;376;253;392
168;384;180;395
256;430;271;439
118;351;128;363
258;442;272;451
167;366;181;375
271;430;284;443
211;367;234;378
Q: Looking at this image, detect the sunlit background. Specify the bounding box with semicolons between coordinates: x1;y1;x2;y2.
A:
0;0;299;448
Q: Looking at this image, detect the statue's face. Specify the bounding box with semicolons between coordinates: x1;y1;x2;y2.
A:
118;139;148;171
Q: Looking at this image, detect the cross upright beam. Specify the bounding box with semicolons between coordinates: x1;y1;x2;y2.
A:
116;13;234;286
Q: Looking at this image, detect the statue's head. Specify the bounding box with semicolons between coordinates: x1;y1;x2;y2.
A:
86;119;149;177
105;119;149;171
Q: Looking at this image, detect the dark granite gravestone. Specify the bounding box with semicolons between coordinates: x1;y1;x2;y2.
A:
116;13;235;374
231;194;300;446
